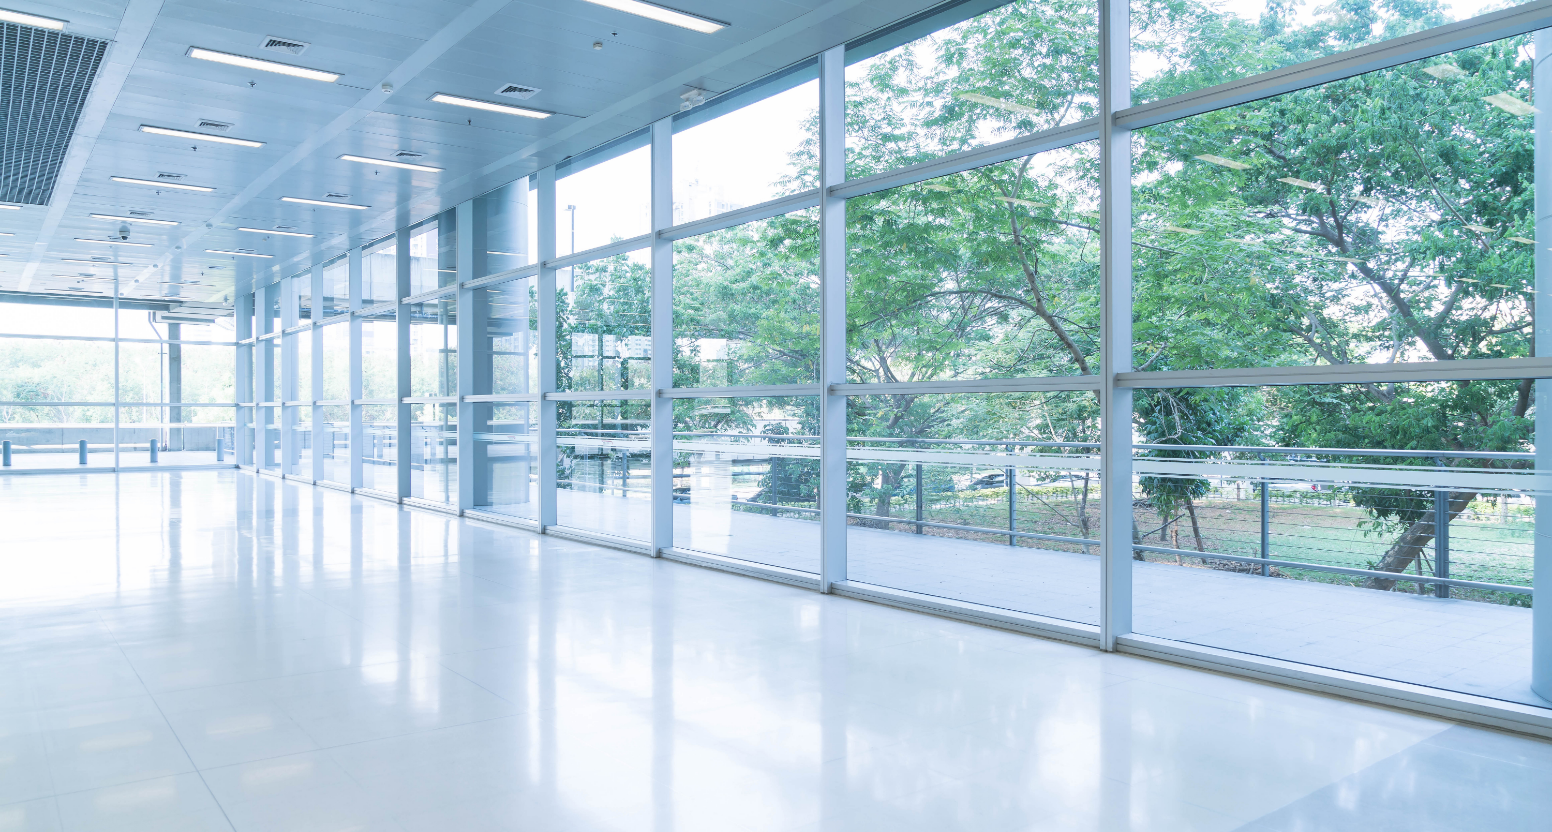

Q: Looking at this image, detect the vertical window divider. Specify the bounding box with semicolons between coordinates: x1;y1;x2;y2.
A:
650;116;673;557
537;166;559;528
818;43;847;592
280;275;298;476
456;198;479;514
1099;0;1134;650
236;292;253;467
1532;30;1551;702
395;227;412;500
348;247;364;490
112;267;120;470
310;263;325;481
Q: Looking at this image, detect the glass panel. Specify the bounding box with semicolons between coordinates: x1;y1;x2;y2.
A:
258;405;279;470
410;402;457;505
285;405;312;476
1133;36;1533;372
174;344;236;403
116;406;234;466
1130;381;1537;707
361;314;397;400
1131;0;1517;104
361;404;397;493
296;272;313;322
556;250;651;393
362;237;398;307
321;257;349;317
555;138;650;255
845;0;1097;178
672;65;817;224
0;337;114;401
473;402;537;519
847;142;1098;382
847;391;1101;624
408;214;456;296
672;396;819;572
557;398;651;539
478;278;537;396
321;322;350;401
407;295;456;398
0;302;116;337
294;330;312;402
476;178;533;275
318;404;350;485
673;209;819;387
0;405;115;468
256;339;277;402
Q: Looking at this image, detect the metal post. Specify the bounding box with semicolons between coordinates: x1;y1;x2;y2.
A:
1007;459;1016;546
216;436;224;463
1259;479;1270;577
3;439;10;467
348;247;364;490
395;227;412;500
650;116;674;555
914;462;924;534
78;439;87;465
537;167;559;528
150;439;159;464
1435;457;1450;599
817;43;848;593
112;265;119;470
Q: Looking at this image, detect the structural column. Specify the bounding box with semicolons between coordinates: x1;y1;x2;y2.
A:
1098;0;1134;649
235;292;253;467
537;167;559;528
649;116;674;556
817;43;847;592
395;228;413;499
348;248;365;489
456;198;483;513
310;264;325;481
1531;29;1551;703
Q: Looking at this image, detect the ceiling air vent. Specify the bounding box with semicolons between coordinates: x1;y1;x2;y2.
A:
261;36;309;55
128;210;152;217
157;171;187;180
324;192;349;199
494;83;539;100
0;22;109;205
394;150;424;159
197;120;231;132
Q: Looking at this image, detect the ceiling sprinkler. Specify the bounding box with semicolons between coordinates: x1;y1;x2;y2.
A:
680;88;707;112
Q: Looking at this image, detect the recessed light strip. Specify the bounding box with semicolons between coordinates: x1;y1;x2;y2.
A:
76;238;152;247
237;227;314;238
338;154;443;172
186;47;339;82
0;8;66;30
430;93;550;119
206;249;274;258
0;204;21;210
62;258;137;265
281;196;369;209
91;214;179;226
578;0;727;33
111;176;215;192
139;125;264;148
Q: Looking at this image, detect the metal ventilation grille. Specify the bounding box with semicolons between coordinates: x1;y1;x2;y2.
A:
0;22;107;205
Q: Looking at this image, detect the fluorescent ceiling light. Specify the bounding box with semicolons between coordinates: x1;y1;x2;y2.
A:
1277;177;1323;192
0;204;20;210
578;0;727;32
1423;64;1467;80
0;8;65;29
955;92;1039;116
206;249;274;258
77;237;152;247
187;47;339;82
430;93;550;118
0;231;11;236
1483;92;1535;116
112;176;215;192
1161;224;1202;235
282;196;369;209
1195;154;1250;170
339;153;442;172
91;213;179;226
238;227;314;237
140;125;264;148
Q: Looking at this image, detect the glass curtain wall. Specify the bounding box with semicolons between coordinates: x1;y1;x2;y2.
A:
227;0;1552;719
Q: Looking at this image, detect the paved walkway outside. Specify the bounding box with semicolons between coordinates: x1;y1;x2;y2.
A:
551;490;1543;708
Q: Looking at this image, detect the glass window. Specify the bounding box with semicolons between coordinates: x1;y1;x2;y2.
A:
845;0;1098;178
318;404;349;485
477;277;538;396
410;402;457;505
321;257;349;316
285;405;312;476
320;322;350;401
557;397;651;538
360;312;398;400
0;337;114;401
0;405;115;468
476;178;534;275
115;406;234;467
556;250;652;393
472;402;537;519
407;295;456;398
1130;380;1536;707
673;64;817;224
296;271;314;322
258;405;280;470
172;344;235;404
362;237;398;307
1132;37;1533;373
673;209;818;387
555;135;650;255
672;396;820;572
293;330;312;402
408;213;456;296
361;404;397;493
847;142;1098;382
847;391;1101;624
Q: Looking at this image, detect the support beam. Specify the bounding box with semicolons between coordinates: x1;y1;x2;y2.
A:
817;43;847;593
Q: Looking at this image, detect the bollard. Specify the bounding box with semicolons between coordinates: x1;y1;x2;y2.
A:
149;439;159;463
2;439;9;467
78;439;87;465
216;434;224;463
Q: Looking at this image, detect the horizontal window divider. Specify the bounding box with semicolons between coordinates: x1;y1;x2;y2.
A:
1115;357;1552;389
545;390;653;401
830;118;1100;201
830;580;1100;647
463;393;540;402
832;376;1102;396
257;332;281;341
661;547;821;590
282;401;310;407
119;402;239;407
465;263;540;289
258;402;282;407
238;338;256;346
658;190;821;242
850;513;1099;547
1131;443;1530;461
314;399;351;406
353;487;401;505
464;509;539;530
318;313;350;326
402;396;456;404
472;432;536;442
402;496;459;515
544;234;653;271
1131;543;1532;595
355;301;397;317
352;399;396;405
1116;0;1552;130
0;400;115;407
237;402;255;407
0;333;235;346
543;524;651;555
660;384;821;399
401;286;457;306
282;323;311;335
316;480;351;493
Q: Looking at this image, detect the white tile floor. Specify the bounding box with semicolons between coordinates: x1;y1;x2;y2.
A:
0;470;1546;831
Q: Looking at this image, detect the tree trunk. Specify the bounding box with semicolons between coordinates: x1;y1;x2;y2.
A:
1131;499;1146;560
1184;496;1206;552
1363;490;1476;590
872;463;904;529
1078;473;1091;540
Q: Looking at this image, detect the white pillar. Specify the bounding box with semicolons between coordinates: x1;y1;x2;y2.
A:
236;292;253;467
1531;30;1551;703
818;43;847;592
395;227;412;500
650;116;674;556
310;264;325;481
348;247;364;490
537;167;559;528
457;198;479;513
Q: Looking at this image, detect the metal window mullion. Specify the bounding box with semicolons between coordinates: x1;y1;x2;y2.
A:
349;246;364;489
235;292;253;466
456;198;479;513
1531;30;1551;703
395;226;412;499
1098;0;1134;651
537;166;559;528
818;43;847;592
650;116;674;557
112;265;119;468
310;263;325;481
280;274;298;476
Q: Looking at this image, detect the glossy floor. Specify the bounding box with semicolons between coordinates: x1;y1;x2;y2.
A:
0;471;1546;831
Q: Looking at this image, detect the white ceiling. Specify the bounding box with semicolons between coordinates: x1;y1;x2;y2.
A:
0;0;944;310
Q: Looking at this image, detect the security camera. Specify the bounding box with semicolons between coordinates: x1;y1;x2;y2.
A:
116;223;131;241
